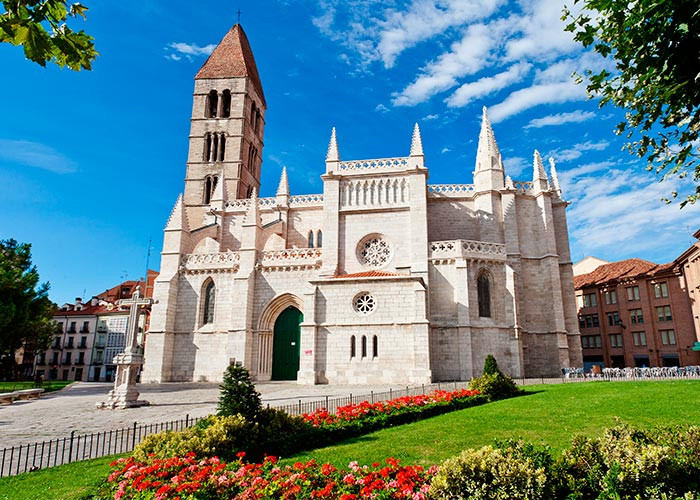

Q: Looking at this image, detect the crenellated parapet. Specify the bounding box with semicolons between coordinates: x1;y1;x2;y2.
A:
180;251;241;273
257;248;323;271
429;239;507;262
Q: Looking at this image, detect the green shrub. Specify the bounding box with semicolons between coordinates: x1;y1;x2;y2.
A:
132;414;253;462
483;354;500;375
469;372;521;401
429;445;550;499
217;363;262;421
559;424;700;499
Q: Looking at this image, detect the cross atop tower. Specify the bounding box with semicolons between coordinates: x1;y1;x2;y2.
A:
236;8;241;24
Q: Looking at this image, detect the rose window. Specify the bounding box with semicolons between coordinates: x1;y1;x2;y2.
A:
358;235;392;268
353;293;376;315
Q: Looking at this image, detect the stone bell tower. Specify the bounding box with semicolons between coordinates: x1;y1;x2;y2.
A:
183;23;266;226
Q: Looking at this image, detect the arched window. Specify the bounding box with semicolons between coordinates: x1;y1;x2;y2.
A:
477;272;491;318
218;134;226;162
204;176;212;204
206;90;218;118
372;335;378;357
221;90;231;118
212;134;219;162
361;335;367;358
316;230;323;248
350;335;356;358
308;231;314;248
202;280;215;325
203;133;211;161
251;102;257;130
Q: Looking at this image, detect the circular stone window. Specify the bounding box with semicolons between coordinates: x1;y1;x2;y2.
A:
353;292;376;315
357;234;393;269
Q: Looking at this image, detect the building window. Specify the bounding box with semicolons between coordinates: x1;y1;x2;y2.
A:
202;280;216;325
656;305;672;322
579;314;599;329
308;230;314;248
630;308;643;324
582;292;597;308
67;337;74;348
77;352;85;364
206;89;218;118
357;234;393;269
68;321;76;333
477;272;491;318
653;282;669;298
660;329;676;345
581;335;602;349
626;286;640;301
607;311;621;326
604;290;617;305
316;230;323;248
218;134;226;161
350;335;356;358
633;331;647;346
221;89;231;118
64;352;72;364
79;336;87;348
609;334;623;348
51;352;59;365
203;175;218;204
53;336;61;348
361;335;367;358
80;321;89;333
372;335;378;358
353;292;376;315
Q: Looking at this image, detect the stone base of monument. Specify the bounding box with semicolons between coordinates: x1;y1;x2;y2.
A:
96;353;150;409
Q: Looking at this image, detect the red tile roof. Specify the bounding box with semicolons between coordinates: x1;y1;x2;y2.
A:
574;258;675;289
334;270;404;279
195;24;266;106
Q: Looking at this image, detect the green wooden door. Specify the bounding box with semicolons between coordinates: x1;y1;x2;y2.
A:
271;306;303;380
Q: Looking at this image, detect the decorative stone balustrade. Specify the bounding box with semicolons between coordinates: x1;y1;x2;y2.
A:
258;248;323;271
180;252;240;273
223;197;278;211
289;194;324;208
427;184;474;197
429;239;506;261
340;177;409;209
513;181;534;193
338;157;409;174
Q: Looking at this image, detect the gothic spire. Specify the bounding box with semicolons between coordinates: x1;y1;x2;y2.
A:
549;157;562;196
532;150;549;191
165;194;188;231
326;127;340;162
276;166;289;196
243;187;261;226
410;122;424;156
475;106;502;172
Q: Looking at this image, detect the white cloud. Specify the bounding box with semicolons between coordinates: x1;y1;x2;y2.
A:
489;81;587;123
0;139;77;174
525;110;596;129
503;155;528;178
422;114;439;121
392;23;501;106
557;160;617;188
446;62;531;107
441;146;451;153
375;103;390;113
165;42;216;61
548;140;610;162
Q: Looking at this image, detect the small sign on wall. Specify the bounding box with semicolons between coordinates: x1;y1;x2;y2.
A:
304;349;313;356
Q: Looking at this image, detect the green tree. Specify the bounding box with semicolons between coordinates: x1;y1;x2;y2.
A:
217;363;262;421
562;0;700;207
482;354;500;376
0;239;55;379
1;1;97;70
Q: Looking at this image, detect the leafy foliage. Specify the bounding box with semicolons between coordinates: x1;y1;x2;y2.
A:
0;239;55;378
482;354;500;376
562;0;700;207
216;363;262;421
0;1;97;70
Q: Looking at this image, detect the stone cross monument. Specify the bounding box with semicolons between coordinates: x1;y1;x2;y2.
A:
97;286;153;409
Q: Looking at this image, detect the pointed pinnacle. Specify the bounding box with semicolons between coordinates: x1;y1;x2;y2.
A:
244;187;260;226
165;194;185;231
276;166;289;196
410;122;424;156
476;106;502;172
549;157;561;193
326;127;340;162
211;172;225;202
533;150;548;183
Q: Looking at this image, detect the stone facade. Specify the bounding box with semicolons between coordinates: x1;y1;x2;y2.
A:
142;23;582;385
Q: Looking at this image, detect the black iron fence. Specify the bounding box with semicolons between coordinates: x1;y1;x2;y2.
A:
0;414;204;478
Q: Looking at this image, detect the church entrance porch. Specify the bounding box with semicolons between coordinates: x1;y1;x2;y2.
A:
271;306;303;380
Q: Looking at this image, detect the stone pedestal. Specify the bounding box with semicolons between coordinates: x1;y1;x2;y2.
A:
96;353;150;409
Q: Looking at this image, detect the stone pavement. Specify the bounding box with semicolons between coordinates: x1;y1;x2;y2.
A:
0;381;417;449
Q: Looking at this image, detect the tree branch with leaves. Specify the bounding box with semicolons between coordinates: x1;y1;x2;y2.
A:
0;0;97;70
563;0;700;207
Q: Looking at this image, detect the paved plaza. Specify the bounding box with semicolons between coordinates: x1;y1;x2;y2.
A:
0;381;413;449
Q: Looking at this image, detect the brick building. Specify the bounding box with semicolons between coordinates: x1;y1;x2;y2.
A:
574;258;700;371
674;229;700;351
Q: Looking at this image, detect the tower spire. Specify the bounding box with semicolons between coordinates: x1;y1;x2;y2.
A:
549;157;562;197
326;127;340;162
165;194;188;231
243;187;261;226
410;123;424;156
473;106;504;190
532;150;549;191
276;166;289;196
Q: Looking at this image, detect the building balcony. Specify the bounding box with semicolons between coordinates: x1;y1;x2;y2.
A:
67;329;76;334
79;328;90;333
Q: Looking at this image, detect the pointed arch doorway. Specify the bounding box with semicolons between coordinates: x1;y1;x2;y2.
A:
271;306;303;380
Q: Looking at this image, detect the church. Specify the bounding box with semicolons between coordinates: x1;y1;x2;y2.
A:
141;23;583;385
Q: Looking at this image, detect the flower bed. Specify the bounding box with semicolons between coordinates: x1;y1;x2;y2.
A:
102;453;436;500
302;389;483;428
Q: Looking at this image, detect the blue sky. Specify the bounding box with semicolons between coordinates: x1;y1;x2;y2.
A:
1;0;698;305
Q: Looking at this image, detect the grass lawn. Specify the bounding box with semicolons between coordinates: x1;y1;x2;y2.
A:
1;380;699;499
0;381;72;393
